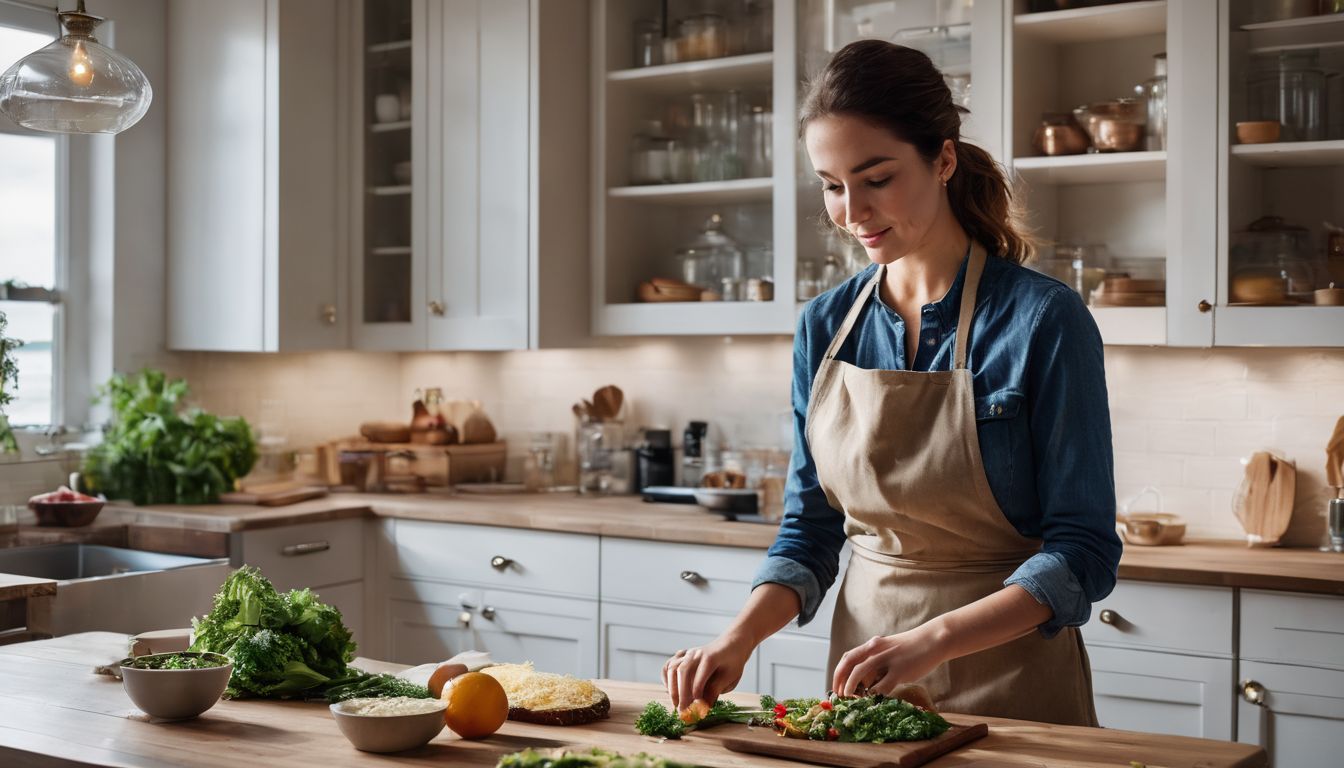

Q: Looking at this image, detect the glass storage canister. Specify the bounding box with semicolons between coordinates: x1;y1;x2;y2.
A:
744;104;773;177
1135;52;1167;151
674;213;744;295
632;18;662;68
1229;215;1320;304
629;120;673;186
1248;50;1327;143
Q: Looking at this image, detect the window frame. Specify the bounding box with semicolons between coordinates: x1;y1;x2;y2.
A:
0;0;84;435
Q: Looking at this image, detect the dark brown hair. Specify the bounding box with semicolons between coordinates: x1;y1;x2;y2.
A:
799;40;1033;264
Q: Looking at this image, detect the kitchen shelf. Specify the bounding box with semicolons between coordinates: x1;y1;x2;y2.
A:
1090;306;1166;346
369;246;411;256
606;52;773;96
598;300;791;336
1240;11;1344;50
369;185;412;196
1012;151;1167;185
1014;0;1167;44
371;120;411;133
1214;306;1344;347
607;178;773;205
1230;140;1344;168
1240;12;1344;32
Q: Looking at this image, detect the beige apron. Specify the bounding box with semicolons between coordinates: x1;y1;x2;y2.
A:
807;242;1098;726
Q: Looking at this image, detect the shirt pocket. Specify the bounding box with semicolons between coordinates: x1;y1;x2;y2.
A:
974;389;1025;510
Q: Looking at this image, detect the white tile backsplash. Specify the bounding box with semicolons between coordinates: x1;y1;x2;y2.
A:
162;342;1343;548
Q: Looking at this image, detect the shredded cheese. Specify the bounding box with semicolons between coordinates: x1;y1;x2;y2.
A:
481;663;602;711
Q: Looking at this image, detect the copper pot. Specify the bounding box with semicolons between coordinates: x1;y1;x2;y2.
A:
1073;99;1146;152
1032;113;1090;156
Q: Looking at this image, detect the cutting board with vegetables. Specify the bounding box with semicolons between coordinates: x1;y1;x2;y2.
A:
691;719;989;768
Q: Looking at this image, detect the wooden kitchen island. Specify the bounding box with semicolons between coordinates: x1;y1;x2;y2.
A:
1;633;1266;768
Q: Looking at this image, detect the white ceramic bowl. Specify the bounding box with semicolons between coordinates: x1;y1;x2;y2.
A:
330;698;447;753
119;652;232;720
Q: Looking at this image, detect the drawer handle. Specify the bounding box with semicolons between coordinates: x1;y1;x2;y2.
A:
480;606;496;621
680;570;706;585
1241;679;1267;706
281;541;330;557
490;555;514;571
1099;609;1123;627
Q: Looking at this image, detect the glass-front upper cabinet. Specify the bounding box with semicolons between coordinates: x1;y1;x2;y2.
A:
1218;0;1344;346
794;0;1003;309
353;0;425;349
592;0;797;336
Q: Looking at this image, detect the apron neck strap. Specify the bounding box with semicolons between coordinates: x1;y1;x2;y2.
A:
820;240;989;365
954;241;987;371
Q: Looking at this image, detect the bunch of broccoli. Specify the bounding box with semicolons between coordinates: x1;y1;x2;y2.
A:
188;566;429;702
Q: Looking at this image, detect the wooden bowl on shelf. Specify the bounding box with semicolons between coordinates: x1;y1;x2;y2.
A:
1235;121;1281;144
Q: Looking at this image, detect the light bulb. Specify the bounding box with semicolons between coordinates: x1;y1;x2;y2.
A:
68;40;94;88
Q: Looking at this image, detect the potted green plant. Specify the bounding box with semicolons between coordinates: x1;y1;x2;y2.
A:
0;310;22;454
82;369;258;504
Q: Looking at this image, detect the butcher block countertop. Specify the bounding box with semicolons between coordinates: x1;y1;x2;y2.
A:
0;633;1266;768
83;492;1344;596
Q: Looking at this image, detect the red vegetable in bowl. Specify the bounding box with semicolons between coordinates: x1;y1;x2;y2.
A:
29;486;99;505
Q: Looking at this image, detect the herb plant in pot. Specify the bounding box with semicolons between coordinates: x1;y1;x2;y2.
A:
82;369;257;504
0;310;21;455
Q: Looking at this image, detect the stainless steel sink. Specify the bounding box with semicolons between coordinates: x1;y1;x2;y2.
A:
0;544;229;638
0;543;216;581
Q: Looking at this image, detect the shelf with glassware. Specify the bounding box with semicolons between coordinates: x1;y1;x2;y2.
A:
1008;1;1172;345
592;0;795;336
1213;0;1344;347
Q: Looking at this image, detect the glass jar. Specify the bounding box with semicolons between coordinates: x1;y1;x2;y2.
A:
744;104;773;177
632;18;662;68
676;13;727;61
1229;215;1319;303
1248;50;1327;142
741;0;773;54
629;119;672;185
674;213;743;291
1135;53;1167;151
577;418;624;495
689;92;726;182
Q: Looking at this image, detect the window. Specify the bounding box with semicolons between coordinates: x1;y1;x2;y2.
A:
0;20;62;428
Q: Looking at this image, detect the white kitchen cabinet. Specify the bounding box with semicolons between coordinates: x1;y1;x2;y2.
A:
167;0;351;352
600;602;759;690
351;0;588;350
386;578;599;676
231;519;368;647
1237;661;1344;768
756;632;829;700
1088;645;1234;740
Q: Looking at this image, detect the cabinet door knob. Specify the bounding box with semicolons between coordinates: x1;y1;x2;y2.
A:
1099;608;1122;626
480;606;497;621
490;555;514;571
458;611;473;626
680;570;706;585
1198;299;1212;313
428;300;446;316
1241;679;1267;706
320;303;338;325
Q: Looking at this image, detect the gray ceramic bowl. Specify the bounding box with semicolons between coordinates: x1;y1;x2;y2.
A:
119;652;232;720
330;698;447;753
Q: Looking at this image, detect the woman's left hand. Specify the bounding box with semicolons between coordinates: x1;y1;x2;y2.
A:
831;627;947;698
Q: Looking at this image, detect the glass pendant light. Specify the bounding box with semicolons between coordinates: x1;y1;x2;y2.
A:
0;0;152;134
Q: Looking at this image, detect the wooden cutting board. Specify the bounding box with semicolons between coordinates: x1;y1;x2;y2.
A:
691;719;989;768
219;485;328;506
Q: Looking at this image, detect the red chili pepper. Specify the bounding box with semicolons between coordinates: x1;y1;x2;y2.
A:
774;703;788;717
774;717;786;728
819;700;833;710
827;727;840;741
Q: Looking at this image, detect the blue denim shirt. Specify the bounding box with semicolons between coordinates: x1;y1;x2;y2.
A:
754;252;1122;638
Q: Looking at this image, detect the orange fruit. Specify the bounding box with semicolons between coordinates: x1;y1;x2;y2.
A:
428;662;468;698
441;671;508;739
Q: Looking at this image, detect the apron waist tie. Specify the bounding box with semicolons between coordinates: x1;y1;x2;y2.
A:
849;535;1039;575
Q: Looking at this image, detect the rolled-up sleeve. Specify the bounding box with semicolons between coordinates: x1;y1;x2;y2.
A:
1004;286;1123;638
751;306;847;626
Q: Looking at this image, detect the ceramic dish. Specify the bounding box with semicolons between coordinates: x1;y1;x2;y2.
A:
1116;513;1187;546
118;651;232;720
330;697;447;753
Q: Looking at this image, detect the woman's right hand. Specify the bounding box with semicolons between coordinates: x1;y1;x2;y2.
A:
661;632;754;711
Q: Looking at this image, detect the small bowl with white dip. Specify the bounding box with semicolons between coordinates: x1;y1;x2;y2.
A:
329;696;447;752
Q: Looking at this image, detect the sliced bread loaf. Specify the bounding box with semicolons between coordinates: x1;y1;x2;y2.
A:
481;663;611;726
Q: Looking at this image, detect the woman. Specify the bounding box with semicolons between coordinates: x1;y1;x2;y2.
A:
661;40;1121;726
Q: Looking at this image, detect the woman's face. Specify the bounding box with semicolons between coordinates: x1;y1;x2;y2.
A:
804;114;953;264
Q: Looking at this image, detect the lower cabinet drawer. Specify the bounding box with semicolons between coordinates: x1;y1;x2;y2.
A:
234;519;365;592
1081;580;1233;657
600;538;762;614
1241;590;1344;670
388;520;598;598
599;602;757;691
1237;660;1344;767
1087;644;1234;741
